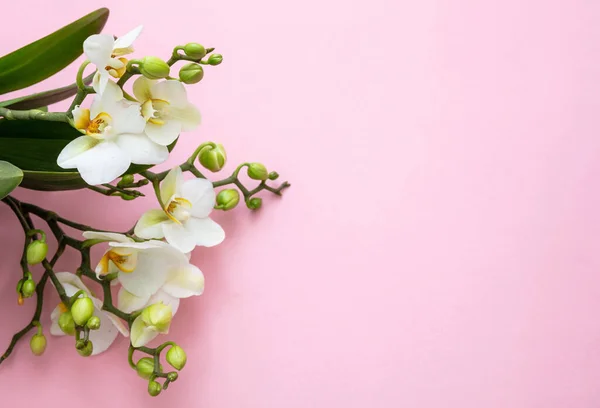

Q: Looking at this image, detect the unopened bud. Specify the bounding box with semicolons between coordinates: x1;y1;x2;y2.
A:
207;54;223;66
26;241;48;265
199;144;227;172
166;345;187;370
247;163;268;181
140;56;170;80
179;63;204;84
21;279;36;298
216;189;240;211
30;333;47;356
268;171;279;180
58;311;76;336
183;43;207;59
118;174;135;187
247;197;262;210
87;316;101;330
77;340;93;357
167;372;179;382
136;357;156;379
71;296;94;326
148;380;162;397
141;303;172;333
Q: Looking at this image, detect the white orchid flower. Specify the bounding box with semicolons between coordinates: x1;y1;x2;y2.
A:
50;272;129;355
134;167;225;253
117;259;204;315
83;26;143;94
133;77;201;146
82;231;191;300
57;81;168;185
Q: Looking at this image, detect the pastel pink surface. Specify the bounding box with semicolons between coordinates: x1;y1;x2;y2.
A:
1;0;600;406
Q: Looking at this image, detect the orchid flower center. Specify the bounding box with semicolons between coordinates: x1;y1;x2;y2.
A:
164;196;192;224
98;248;138;275
141;99;170;126
105;57;128;78
86;112;113;139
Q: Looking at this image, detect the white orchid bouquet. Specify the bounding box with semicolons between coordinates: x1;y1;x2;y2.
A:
0;8;288;396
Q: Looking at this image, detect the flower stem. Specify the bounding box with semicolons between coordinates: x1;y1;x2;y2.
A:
0;107;69;122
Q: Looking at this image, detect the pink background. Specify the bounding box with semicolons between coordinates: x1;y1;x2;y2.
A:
1;0;600;406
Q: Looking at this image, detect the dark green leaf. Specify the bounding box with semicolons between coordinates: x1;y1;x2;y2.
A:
0;160;24;199
0;72;95;110
0;8;109;95
0;119;178;191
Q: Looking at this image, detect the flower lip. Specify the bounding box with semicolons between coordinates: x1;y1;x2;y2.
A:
86;112;113;138
141;98;170;125
164;196;192;225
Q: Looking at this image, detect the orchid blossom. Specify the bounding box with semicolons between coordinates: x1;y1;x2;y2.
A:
57;81;168;185
83;25;143;94
134;167;225;253
133;77;201;146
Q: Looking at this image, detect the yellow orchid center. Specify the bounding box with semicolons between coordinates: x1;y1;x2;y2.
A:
58;302;68;313
98;248;138;275
73;109;114;139
141;99;170;126
106;57;128;79
164;197;193;225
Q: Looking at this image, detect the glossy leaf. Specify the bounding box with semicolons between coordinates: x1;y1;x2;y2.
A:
0;8;109;95
0;161;24;199
0;119;177;191
0;72;95;110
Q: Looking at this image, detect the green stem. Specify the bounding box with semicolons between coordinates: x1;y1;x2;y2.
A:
76;61;91;91
0;107;69;122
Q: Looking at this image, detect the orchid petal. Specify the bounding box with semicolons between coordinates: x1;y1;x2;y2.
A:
134;209;169;239
185;217;225;247
131;315;159;348
163;264;205;298
160;167;184;204
145;120;182;146
181;178;215;218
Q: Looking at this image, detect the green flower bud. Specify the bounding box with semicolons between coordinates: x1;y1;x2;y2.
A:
75;339;86;350
71;296;94;326
118;174;135;187
247;197;262;210
166;345;187;370
26;241;48;265
58;311;76;336
120;194;136;201
77;341;93;357
21;279;36;298
183;43;207;59
247;163;268;181
268;171;279;180
216;189;240;211
141;303;172;333
136;357;156;380
199;144;227;172
148;380;162;397
87;316;101;330
179;63;204;84
30;333;47;356
140;56;170;80
207;54;223;66
167;372;179;382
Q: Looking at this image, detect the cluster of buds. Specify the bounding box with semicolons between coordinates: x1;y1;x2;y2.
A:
134;341;187;397
58;293;102;357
